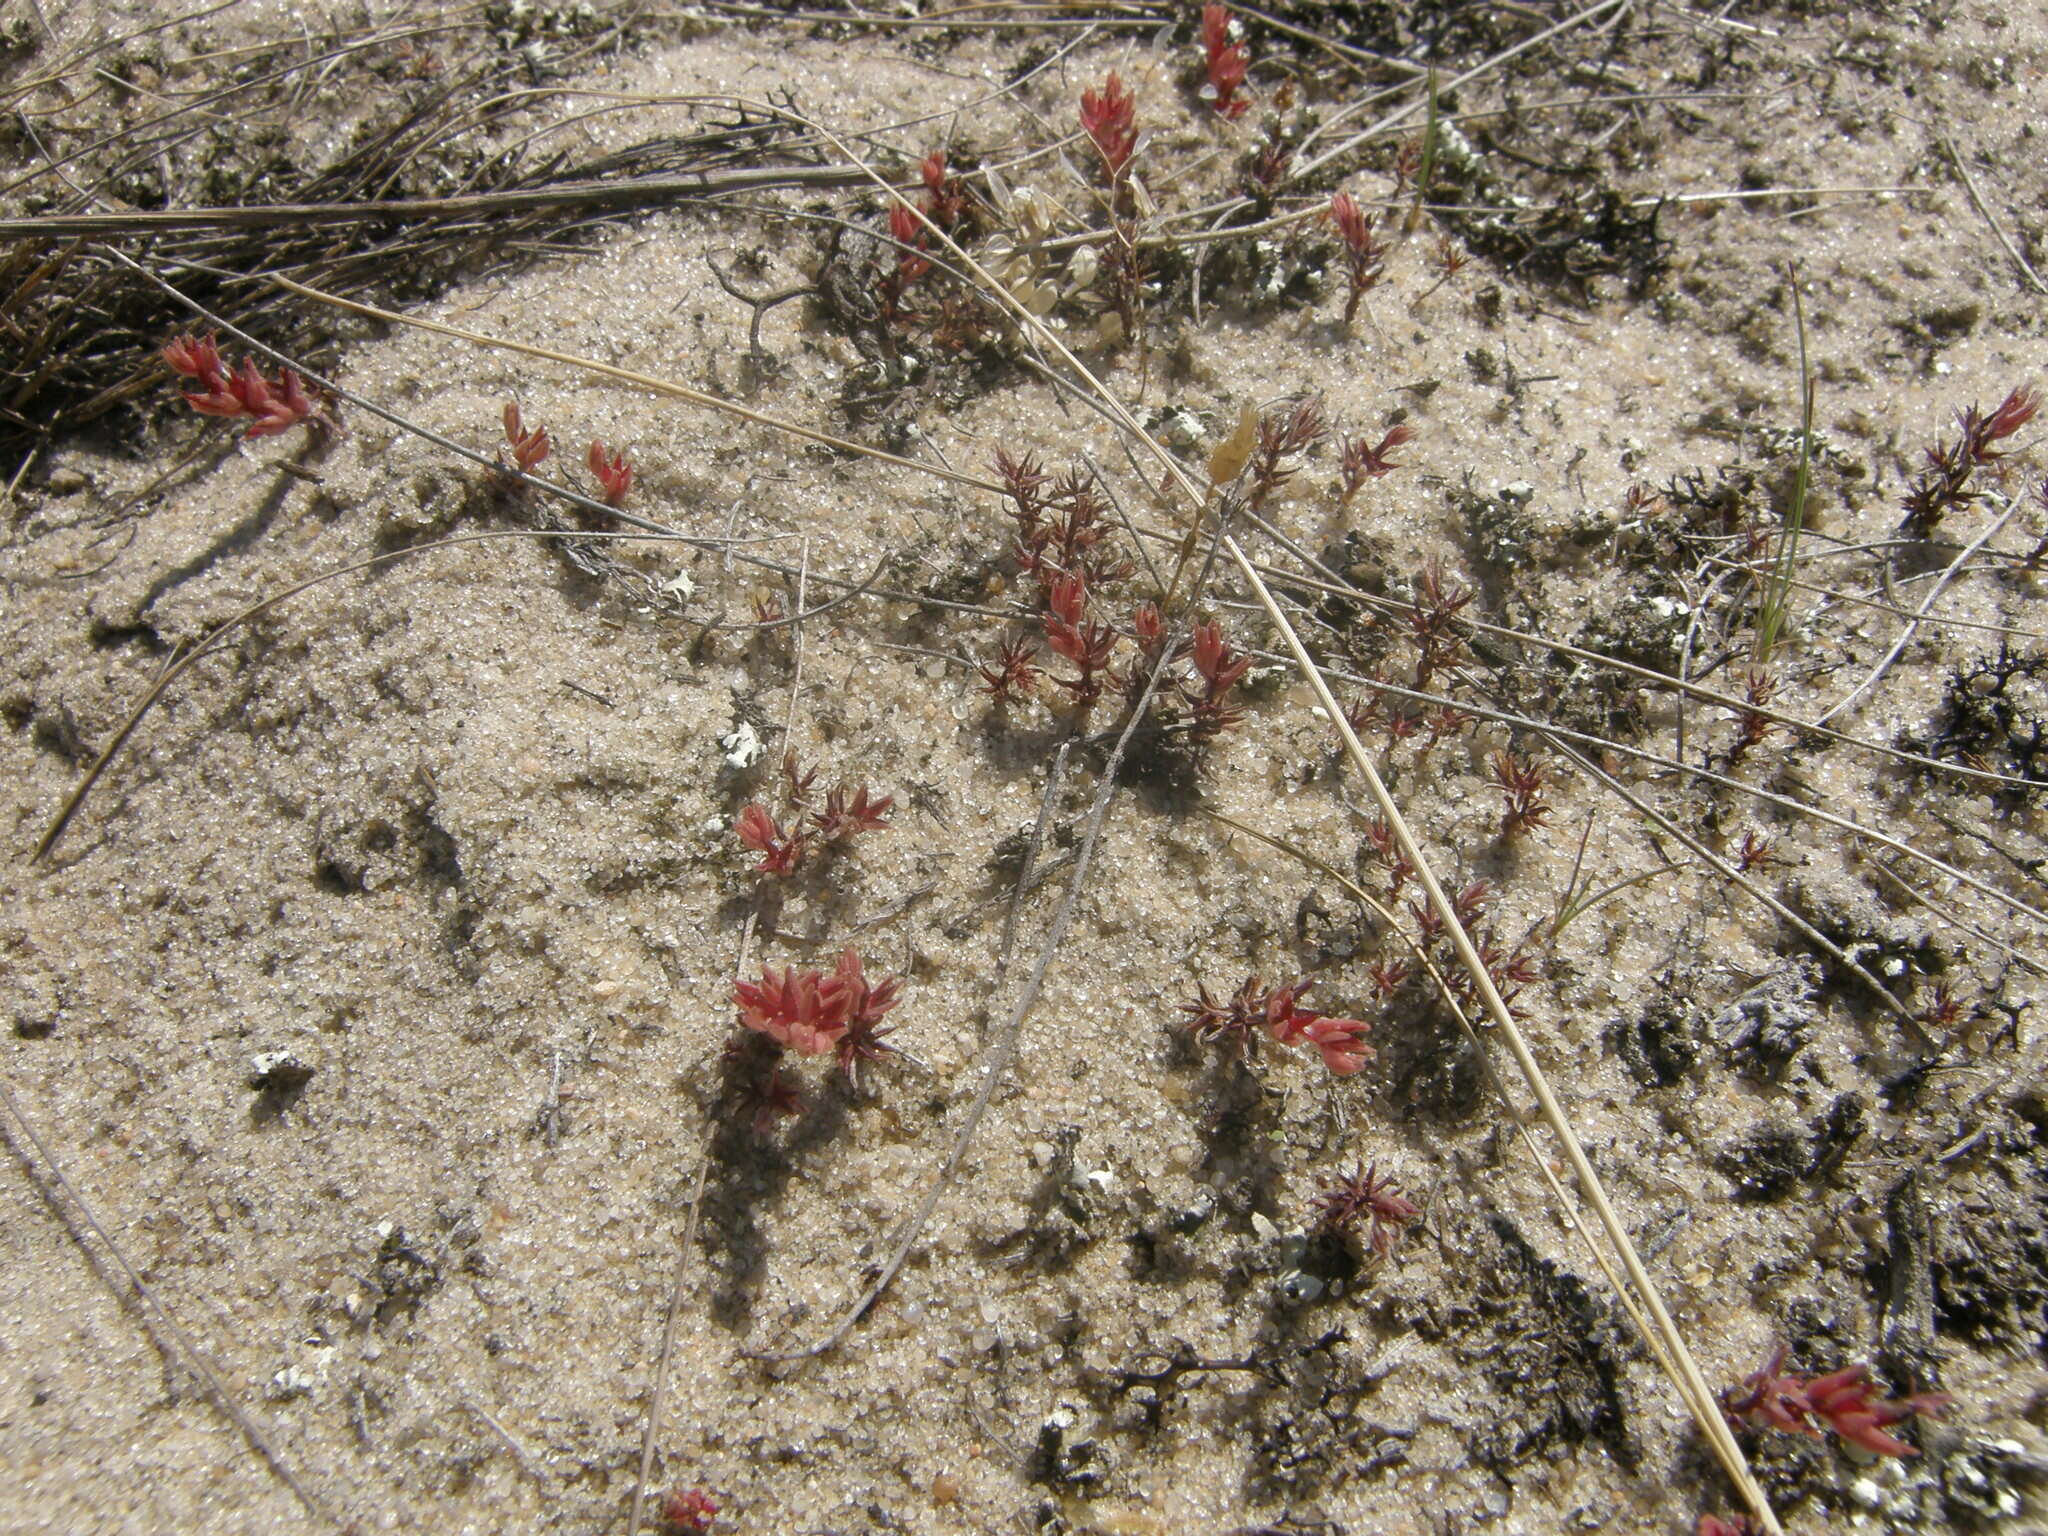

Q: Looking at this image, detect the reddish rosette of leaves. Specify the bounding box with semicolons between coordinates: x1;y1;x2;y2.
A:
162;332;325;440
734;963;849;1056
1185;619;1251;744
1918;981;1966;1032
1080;71;1138;184
1902;383;2039;537
1247;138;1291;196
1804;1365;1953;1458
1489;748;1553;837
1720;1345;1951;1459
732;949;903;1089
1434;233;1469;280
1289;1012;1376;1076
877;201;934;321
659;1485;718;1534
735;802;808;875
1131;600;1166;651
1423;703;1471;752
1327;191;1385;323
1696;1518;1756;1536
978;634;1042;704
1338;424;1414;502
502;400;551;474
1330;187;1372;245
827;947;903;1091
1043;571;1118;707
1182;974;1374;1077
1190;621;1252;695
1119;600;1192;711
889;202;931;286
586;440;632;506
1362;815;1415;894
162;333;220;383
1736;829;1778;873
781;750;819;806
810;784;894;842
1450;930;1541;1017
1182;974;1267;1058
1312;1165;1421;1257
1003;458;1130;591
1407;561;1474;684
1452;878;1494;926
920;150;967;230
1200;5;1250;119
995;446;1052;518
1391;137;1423;196
1248;395;1328;507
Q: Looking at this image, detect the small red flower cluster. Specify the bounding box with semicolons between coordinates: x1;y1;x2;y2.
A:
162;333;323;439
1080;71;1138;185
1183;974;1375;1076
1200;5;1250;119
1720;1345;1951;1459
735;948;902;1090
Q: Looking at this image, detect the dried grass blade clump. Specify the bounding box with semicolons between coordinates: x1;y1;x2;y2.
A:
0;14;807;453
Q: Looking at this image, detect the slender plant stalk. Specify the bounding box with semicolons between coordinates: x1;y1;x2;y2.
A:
626;1153;710;1536
0;167;875;240
1406;65;1441;235
1754;263;1812;663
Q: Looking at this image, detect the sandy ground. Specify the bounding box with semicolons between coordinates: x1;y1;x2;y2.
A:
4;3;2047;1534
